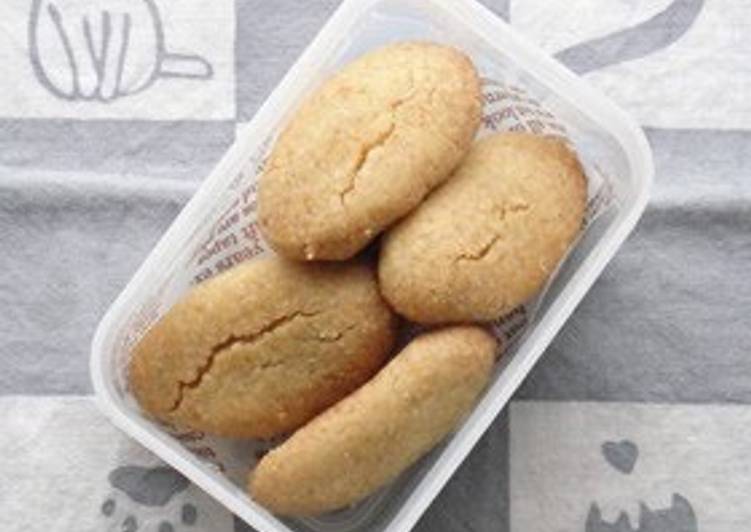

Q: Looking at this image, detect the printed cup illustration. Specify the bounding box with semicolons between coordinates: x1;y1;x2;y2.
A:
29;0;213;102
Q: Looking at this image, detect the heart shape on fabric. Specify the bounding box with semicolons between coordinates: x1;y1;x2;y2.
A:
602;439;639;474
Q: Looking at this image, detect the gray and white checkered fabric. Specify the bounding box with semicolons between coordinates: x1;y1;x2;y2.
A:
1;1;749;530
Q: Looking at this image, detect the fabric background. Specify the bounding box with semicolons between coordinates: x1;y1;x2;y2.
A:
1;1;748;531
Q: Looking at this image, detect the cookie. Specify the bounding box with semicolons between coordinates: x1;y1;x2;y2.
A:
249;326;497;516
129;257;396;439
378;133;587;323
258;41;482;261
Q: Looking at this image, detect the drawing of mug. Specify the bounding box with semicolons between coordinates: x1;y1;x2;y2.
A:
29;0;213;102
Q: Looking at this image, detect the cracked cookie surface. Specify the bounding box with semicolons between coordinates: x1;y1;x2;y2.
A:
129;257;396;439
249;326;498;516
258;41;482;261
378;133;587;323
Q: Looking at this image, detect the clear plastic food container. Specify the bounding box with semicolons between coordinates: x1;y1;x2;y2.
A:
90;0;654;531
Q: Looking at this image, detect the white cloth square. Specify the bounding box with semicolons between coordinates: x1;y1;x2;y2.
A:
0;0;235;120
510;401;751;531
0;396;235;532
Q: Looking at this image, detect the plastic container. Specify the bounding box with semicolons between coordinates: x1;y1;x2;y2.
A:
90;0;654;531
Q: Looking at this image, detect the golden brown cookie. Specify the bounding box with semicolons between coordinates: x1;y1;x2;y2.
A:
249;326;497;516
258;41;482;261
378;133;587;324
129;257;396;439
